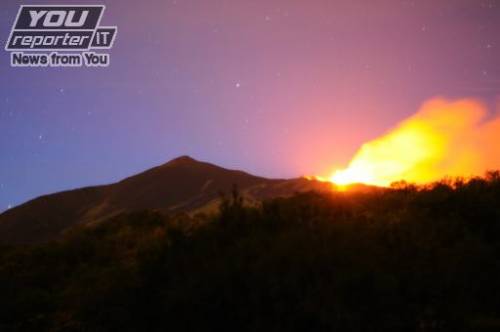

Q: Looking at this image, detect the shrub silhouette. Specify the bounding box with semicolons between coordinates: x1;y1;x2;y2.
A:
1;175;500;331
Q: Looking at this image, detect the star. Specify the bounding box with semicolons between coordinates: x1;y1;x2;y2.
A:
235;82;241;88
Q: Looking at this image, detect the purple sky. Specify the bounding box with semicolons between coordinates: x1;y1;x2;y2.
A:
1;0;499;211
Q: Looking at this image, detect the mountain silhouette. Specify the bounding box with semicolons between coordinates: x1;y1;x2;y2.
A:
0;156;331;244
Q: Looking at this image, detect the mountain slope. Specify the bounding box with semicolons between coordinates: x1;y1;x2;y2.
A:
0;156;331;244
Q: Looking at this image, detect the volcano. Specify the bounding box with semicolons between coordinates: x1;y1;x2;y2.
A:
0;156;332;244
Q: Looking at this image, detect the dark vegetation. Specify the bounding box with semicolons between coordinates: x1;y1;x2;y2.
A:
1;173;500;331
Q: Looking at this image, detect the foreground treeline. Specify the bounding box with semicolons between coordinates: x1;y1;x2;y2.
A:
1;174;500;331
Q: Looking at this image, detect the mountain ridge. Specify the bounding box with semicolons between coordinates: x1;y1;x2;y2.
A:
0;156;332;244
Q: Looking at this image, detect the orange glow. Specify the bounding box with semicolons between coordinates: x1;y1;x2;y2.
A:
324;98;500;187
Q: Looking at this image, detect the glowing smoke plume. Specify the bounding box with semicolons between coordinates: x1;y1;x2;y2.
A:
328;98;500;187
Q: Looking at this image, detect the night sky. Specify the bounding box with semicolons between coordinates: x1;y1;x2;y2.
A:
1;0;499;211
